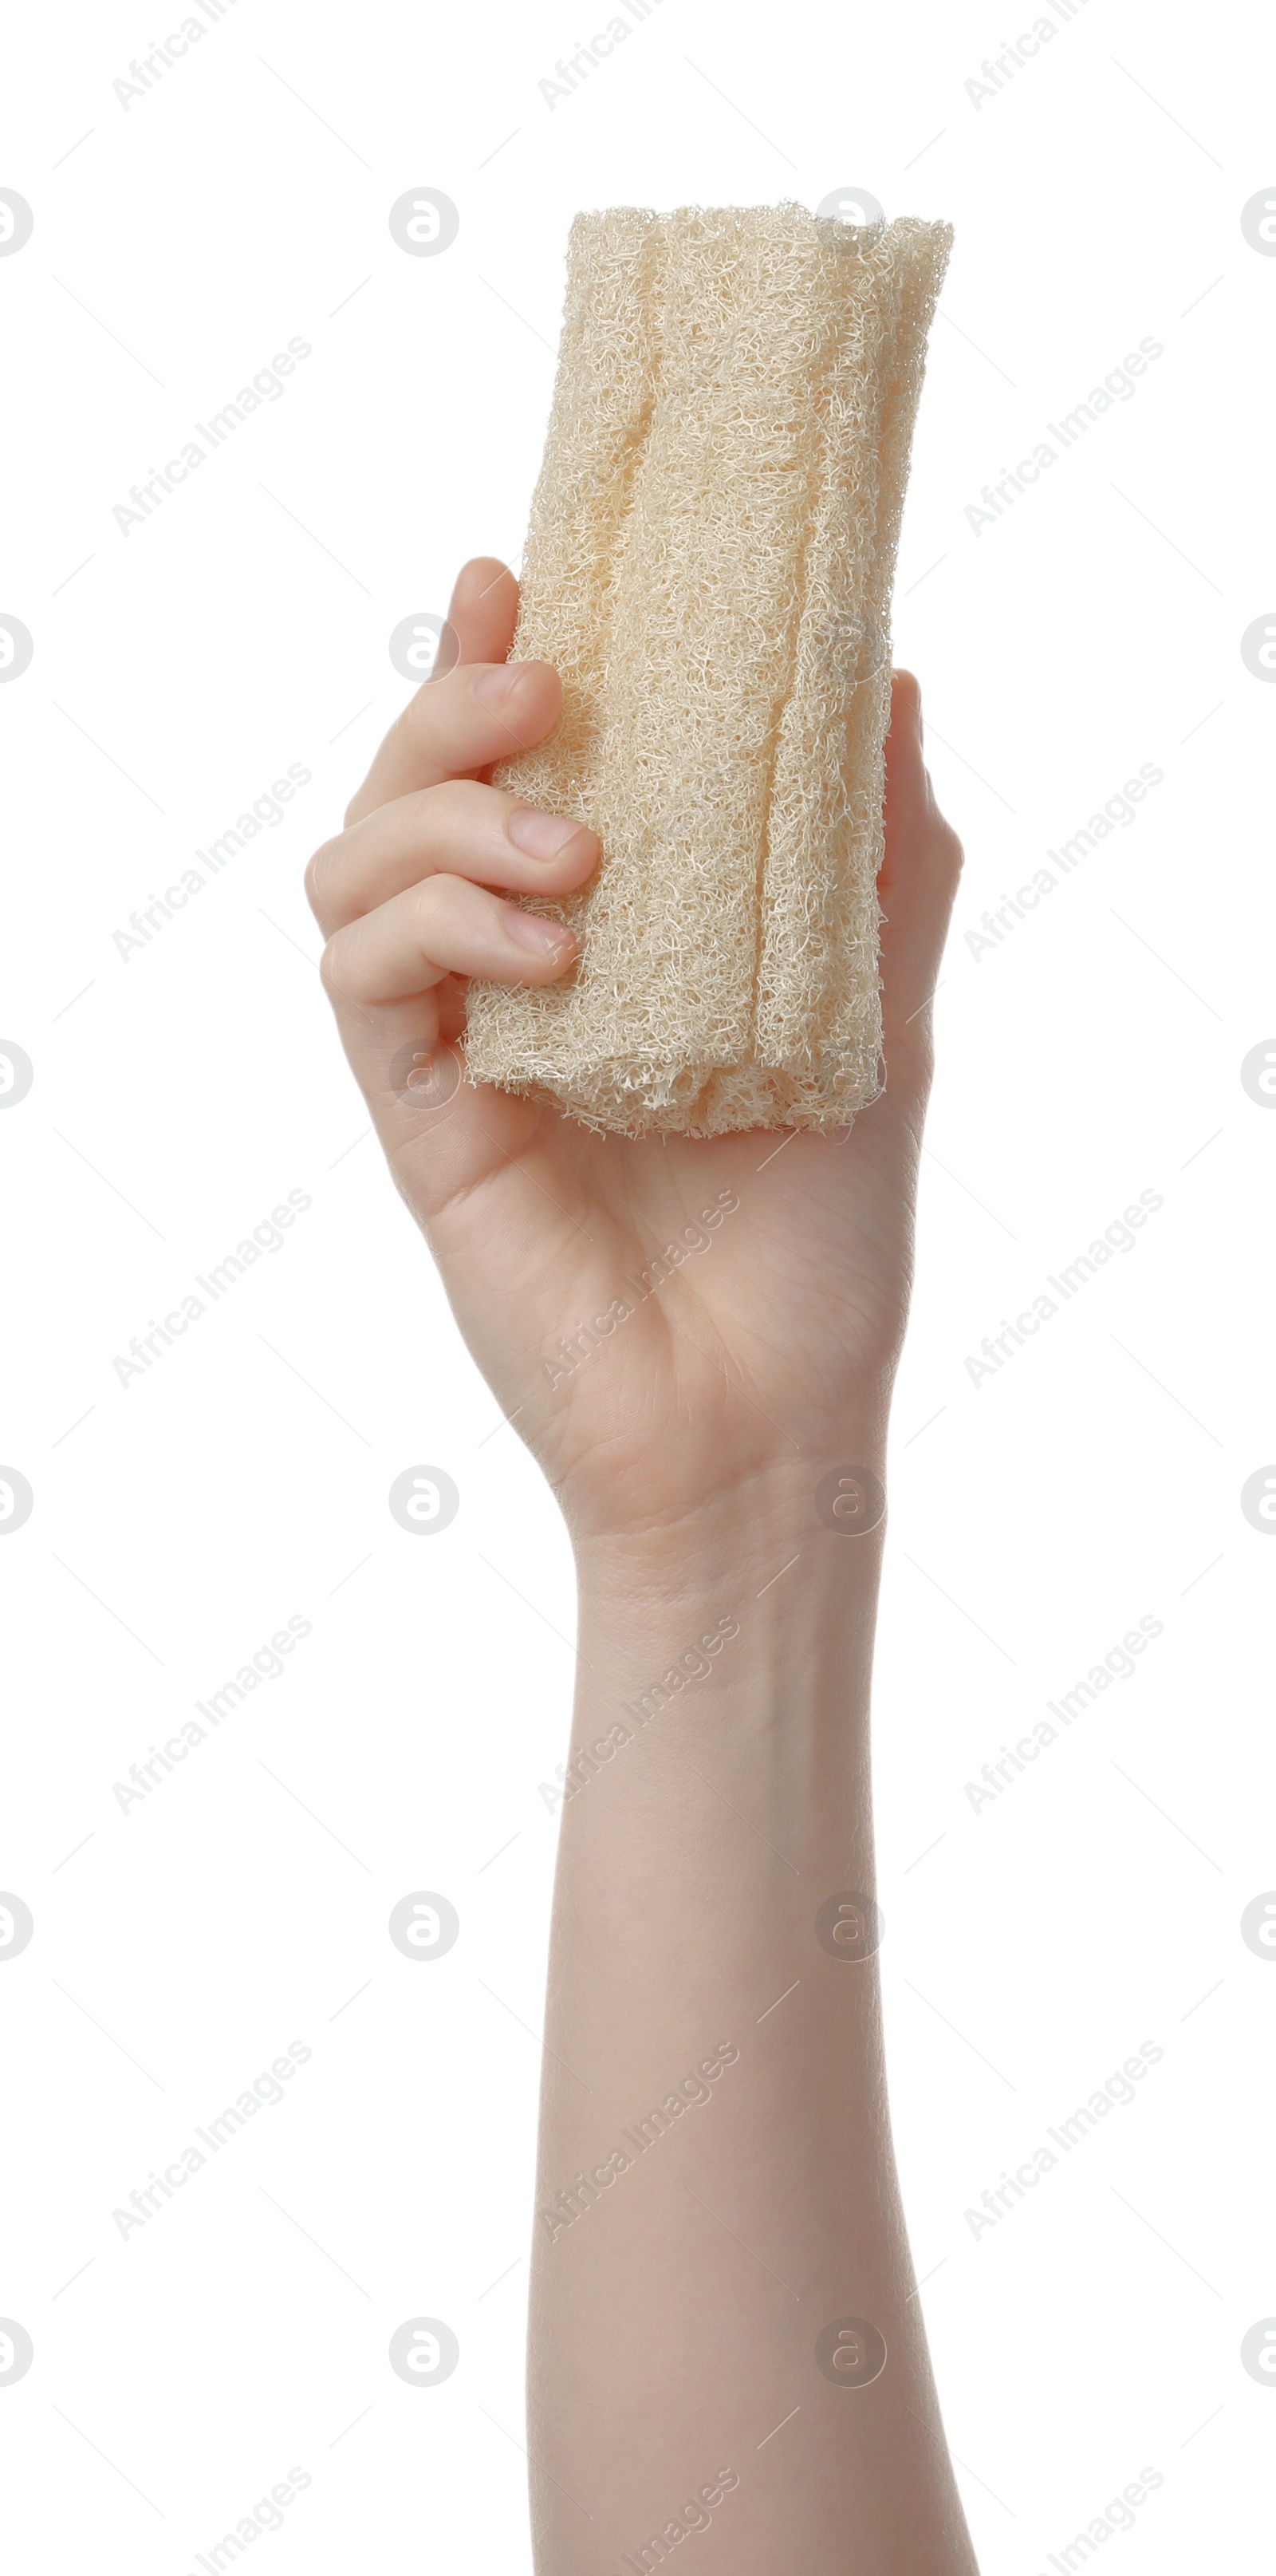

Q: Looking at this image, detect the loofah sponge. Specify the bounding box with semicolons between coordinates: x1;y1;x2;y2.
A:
463;200;952;1136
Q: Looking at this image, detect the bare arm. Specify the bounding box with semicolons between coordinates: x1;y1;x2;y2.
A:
306;554;975;2574
531;1493;975;2574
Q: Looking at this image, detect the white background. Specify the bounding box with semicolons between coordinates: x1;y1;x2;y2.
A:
1;0;1274;2569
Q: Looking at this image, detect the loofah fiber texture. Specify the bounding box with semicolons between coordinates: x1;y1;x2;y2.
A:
463;201;953;1136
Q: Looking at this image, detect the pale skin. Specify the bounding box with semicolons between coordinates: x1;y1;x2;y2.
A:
307;555;978;2573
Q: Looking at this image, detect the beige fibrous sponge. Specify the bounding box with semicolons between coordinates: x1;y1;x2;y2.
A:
463;201;953;1137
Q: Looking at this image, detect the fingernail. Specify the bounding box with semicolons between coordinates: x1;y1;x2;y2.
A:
504;907;575;958
506;806;590;860
472;661;535;708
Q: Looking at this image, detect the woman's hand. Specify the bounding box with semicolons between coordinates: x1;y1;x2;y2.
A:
305;554;963;1550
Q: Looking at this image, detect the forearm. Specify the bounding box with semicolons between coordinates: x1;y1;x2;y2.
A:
528;1467;978;2574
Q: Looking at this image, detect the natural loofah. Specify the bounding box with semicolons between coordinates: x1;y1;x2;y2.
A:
463;200;952;1136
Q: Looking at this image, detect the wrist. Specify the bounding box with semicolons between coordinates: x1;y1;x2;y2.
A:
568;1453;889;1786
563;1464;884;1895
571;1444;890;1614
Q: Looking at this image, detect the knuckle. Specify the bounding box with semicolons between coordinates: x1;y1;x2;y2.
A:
939;818;964;878
400;685;447;759
423;775;476;834
304;837;337;916
318;929;352;1002
408;872;457;940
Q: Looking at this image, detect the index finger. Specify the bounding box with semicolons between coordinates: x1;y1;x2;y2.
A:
344;557;559;826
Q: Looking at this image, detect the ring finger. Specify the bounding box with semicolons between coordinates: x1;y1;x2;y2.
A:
320;870;577;1012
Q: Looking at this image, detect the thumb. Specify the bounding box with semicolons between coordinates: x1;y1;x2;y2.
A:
877;671;964;1091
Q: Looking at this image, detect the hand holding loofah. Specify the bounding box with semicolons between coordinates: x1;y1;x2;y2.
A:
463;200;952;1137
